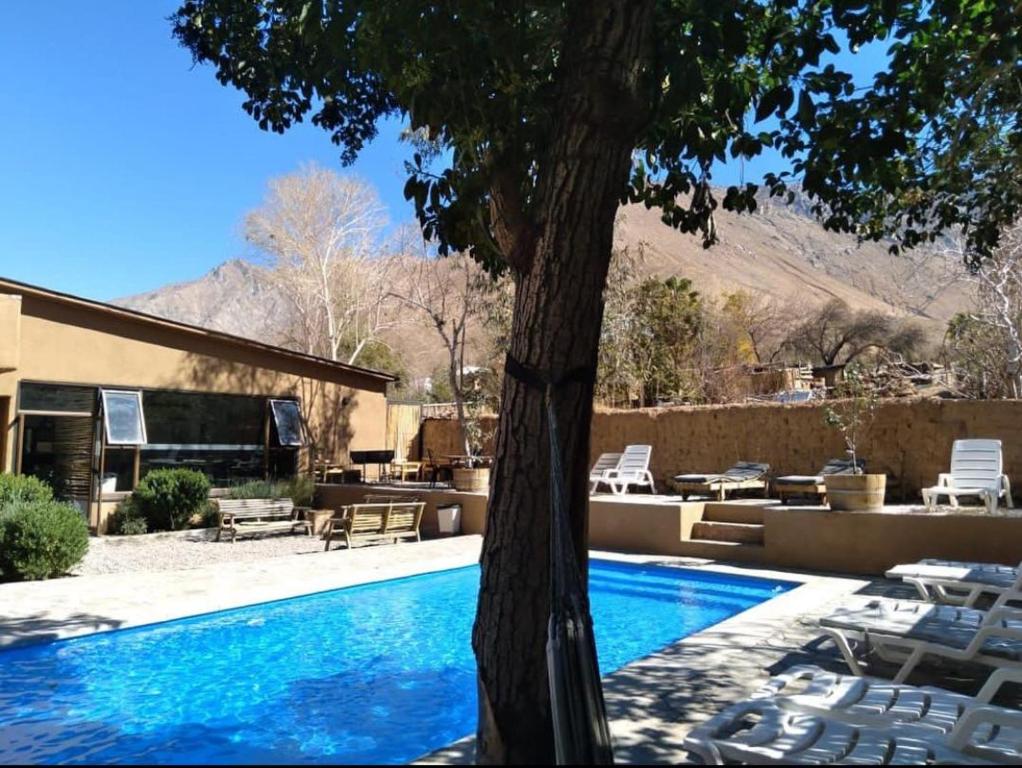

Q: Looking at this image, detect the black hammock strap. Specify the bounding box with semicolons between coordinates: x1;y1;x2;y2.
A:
504;353;615;765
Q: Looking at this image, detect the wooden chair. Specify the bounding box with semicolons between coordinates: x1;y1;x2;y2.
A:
425;449;454;488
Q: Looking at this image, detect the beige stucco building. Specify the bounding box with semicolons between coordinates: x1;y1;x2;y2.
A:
0;277;393;532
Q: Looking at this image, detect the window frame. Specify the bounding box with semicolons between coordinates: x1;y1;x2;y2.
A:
100;389;148;446
269;398;306;447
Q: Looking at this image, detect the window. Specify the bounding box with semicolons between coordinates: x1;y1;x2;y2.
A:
270;399;304;446
19;383;96;414
101;390;147;445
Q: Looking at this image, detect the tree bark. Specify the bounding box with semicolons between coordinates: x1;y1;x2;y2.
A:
472;1;655;763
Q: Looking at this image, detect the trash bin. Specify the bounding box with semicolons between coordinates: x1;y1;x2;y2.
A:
436;503;462;536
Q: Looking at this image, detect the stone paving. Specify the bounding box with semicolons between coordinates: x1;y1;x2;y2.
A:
1;536;1005;764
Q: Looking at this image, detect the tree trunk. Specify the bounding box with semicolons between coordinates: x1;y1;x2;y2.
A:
472;1;654;763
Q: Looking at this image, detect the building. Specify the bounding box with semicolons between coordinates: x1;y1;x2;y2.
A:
0;277;394;532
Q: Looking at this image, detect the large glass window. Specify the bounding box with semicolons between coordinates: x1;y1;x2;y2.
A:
139;390;269;487
143;391;264;445
19;383;96;414
101;390;147;445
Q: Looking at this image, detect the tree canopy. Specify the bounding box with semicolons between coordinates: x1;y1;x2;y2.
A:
171;1;1022;762
174;0;1021;267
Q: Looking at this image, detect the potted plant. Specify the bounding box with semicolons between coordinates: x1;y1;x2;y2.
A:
822;364;886;511
451;403;493;493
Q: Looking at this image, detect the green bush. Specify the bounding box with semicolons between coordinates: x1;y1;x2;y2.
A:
107;502;148;536
279;475;315;507
132;469;211;531
198;500;220;529
227;475;315;507
226;479;276;500
0;499;89;580
0;474;54;506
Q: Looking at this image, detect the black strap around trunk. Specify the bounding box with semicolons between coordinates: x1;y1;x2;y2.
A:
504;353;594;391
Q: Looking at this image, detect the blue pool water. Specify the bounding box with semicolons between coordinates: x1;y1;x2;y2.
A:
0;560;793;764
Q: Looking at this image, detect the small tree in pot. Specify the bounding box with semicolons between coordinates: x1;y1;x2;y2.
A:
822;364;886;510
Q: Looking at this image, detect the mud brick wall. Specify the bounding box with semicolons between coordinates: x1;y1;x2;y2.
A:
420;399;1022;500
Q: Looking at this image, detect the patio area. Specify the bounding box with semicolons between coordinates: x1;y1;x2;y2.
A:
315;481;1022;576
0;534;863;763
8;532;1015;764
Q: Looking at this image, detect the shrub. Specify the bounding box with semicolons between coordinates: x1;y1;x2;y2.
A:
184;499;221;529
227;475;315;507
0;499;89;580
226;479;276;500
0;474;54;506
279;474;315;507
131;469;211;531
107;502;148;536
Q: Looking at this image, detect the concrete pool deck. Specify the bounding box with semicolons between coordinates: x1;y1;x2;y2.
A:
1;535;912;764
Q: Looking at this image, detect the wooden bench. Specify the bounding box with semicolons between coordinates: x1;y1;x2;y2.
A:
216;498;310;543
323;499;425;551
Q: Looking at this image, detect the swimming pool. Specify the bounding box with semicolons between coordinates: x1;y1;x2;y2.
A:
0;560;794;764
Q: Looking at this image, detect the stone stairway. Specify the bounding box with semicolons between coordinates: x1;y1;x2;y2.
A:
671;500;775;561
690;501;766;545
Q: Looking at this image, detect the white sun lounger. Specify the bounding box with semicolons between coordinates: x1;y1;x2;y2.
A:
683;672;1022;764
589;452;623;493
820;597;1022;684
922;439;1014;514
757;664;1022;744
601;444;656;495
887;560;1022;607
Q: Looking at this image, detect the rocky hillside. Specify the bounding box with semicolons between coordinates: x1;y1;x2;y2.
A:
115;259;290;344
115;197;972;377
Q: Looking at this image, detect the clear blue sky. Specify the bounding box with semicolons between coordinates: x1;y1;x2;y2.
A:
0;3;886;302
0;1;414;301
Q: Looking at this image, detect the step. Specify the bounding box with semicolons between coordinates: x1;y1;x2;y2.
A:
690;520;765;545
673;539;767;564
702;502;768;525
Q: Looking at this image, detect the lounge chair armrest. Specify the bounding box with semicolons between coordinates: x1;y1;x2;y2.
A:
974;624;1022;649
947;705;1022;751
973;668;1022;704
936;473;953;487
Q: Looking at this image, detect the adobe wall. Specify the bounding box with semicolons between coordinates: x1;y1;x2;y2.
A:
421;399;1022;498
0;294;389;473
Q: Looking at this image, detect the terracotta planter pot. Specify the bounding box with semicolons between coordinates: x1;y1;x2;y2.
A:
452;467;490;493
824;473;886;511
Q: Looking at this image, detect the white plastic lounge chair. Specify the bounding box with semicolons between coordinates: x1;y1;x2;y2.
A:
589;452;623;493
772;458;865;504
602;444;655;495
820;597;1022;684
683;676;1022;764
887;560;1022;607
672;461;770;501
756;664;1022;744
922;439;1014;514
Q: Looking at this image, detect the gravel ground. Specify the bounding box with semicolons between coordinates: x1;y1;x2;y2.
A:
74;530;335;576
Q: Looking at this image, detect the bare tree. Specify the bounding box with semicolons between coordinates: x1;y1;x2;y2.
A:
391;248;495;459
245;164;395;365
718;290;792;363
943;227;1022;397
785;299;924;366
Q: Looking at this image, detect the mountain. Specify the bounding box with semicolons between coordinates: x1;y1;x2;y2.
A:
614;193;968;323
115;259;289;343
114;197;972;378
